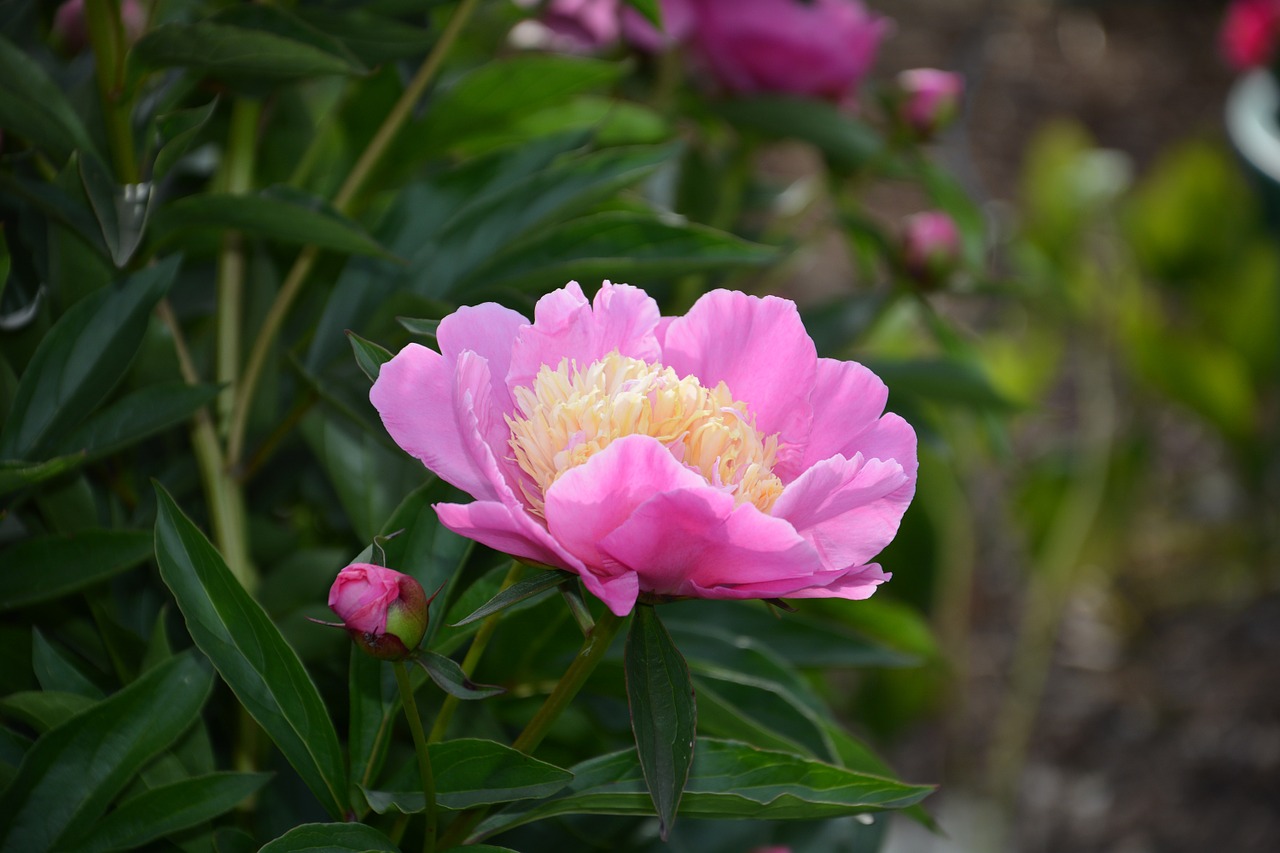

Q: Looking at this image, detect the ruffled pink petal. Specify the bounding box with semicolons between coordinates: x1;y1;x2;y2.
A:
436;302;528;413
507;281;663;393
434;500;586;576
766;563;891;600
659;290;816;471
772;453;914;570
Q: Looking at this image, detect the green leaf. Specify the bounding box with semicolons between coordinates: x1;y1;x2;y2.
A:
32;629;104;699
57;382;218;463
463;212;778;294
864;357;1019;412
0;530;152;611
0;653;213;851
153;484;349;819
0;169;108;258
475;739;934;839
295;7;436;66
151;98;220;183
0;453;87;498
258;823;400;853
363;739;572;812
346;331;393;383
0;228;10;305
0;691;97;734
0;257;180;460
418;651;504;700
450;569;572;627
396;316;440;341
0;34;99;163
712;97;882;173
625;606;696;839
63;772;271;853
150;189;391;258
79;155;150;268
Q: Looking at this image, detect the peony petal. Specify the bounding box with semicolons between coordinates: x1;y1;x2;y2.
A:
764;563;891;600
437;302;529;413
507;281;662;392
660;289;816;469
435;499;586;576
772;452;914;569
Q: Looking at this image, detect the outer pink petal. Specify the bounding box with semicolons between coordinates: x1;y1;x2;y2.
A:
767;564;891;600
659;289;816;470
799;359;917;485
434;500;586;576
507;281;662;393
436;302;528;413
372;344;503;501
772;453;914;569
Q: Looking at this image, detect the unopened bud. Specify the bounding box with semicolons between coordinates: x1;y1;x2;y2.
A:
896;68;964;139
52;0;146;56
328;563;429;661
901;210;962;288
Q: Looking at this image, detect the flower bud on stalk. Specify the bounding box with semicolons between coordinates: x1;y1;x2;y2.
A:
328;564;429;660
901;210;962;289
52;0;146;56
895;68;964;139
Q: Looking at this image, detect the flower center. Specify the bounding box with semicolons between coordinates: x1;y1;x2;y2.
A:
507;352;783;517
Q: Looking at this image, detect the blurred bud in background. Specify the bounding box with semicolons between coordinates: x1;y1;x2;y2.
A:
1219;0;1280;70
901;210;962;288
52;0;146;56
896;67;964;139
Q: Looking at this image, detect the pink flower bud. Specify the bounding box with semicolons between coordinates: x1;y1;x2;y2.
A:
901;210;962;287
328;564;429;660
1221;0;1280;70
513;0;623;52
52;0;146;56
897;68;964;138
688;0;890;102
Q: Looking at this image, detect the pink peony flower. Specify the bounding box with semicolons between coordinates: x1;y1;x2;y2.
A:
897;68;964;138
1221;0;1280;70
901;210;962;286
683;0;890;101
371;282;917;618
328;563;429;659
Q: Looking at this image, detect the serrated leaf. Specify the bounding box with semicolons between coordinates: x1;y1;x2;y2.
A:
0;530;152;611
0;34;99;163
474;739;934;839
153;484;348;819
0;653;213;851
0;257;180;460
625;606;696;839
346;331;392;383
58;382;219;463
63;772;271;853
258;822;400;853
450;569;571;627
150;189;391;258
363;739;572;812
418;651;504;700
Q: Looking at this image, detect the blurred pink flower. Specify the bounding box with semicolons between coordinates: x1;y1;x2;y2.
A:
53;0;146;55
535;0;623;51
621;0;696;52
902;210;962;286
685;0;890;101
897;68;964;137
372;282;917;617
328;563;429;659
1220;0;1280;70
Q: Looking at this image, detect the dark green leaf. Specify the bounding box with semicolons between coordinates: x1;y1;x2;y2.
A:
864;357;1019;412
63;772;271;853
0;691;97;733
0;653;213;851
0;453;87;498
59;382;217;462
0;228;10;305
258;823;399;853
153;484;349;819
418;651;504;700
151;98;220;183
0;530;152;611
0;256;180;460
712;97;882;173
0;169;108;257
150;189;391;258
625;606;696;839
79;155;150;268
346;331;392;383
363;739;572;812
295;7;436;66
464;212;777;293
348;645;396;801
475;739;934;839
0;34;99;163
450;569;571;627
396;316;440;341
32;629;103;699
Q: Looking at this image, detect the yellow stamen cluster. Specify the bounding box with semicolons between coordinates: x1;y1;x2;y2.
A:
507;352;783;517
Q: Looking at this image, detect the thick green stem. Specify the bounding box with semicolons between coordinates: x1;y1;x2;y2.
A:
84;0;138;183
394;661;438;853
226;0;483;467
429;562;524;743
439;608;627;848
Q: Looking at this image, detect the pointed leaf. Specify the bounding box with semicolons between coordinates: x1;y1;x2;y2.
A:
63;772;271;853
58;382;220;463
79;155;151;268
0;34;99;163
0;453;87;498
474;739;934;839
0;256;180;460
625;606;696;839
151;98;220;182
0;691;97;733
396;316;440;341
258;823;400;853
0;653;213;852
346;331;392;383
419;651;504;700
0;530;152;611
363;739;572;812
450;569;572;627
32;629;103;699
153;484;348;819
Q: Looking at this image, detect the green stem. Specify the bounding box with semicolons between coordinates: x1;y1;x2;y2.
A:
439;608;628;848
226;0;483;467
394;661;438;853
84;0;139;183
428;562;524;743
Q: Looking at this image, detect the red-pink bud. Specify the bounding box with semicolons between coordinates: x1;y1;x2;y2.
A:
52;0;146;56
901;210;962;287
1220;0;1280;70
897;68;964;138
328;564;429;660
